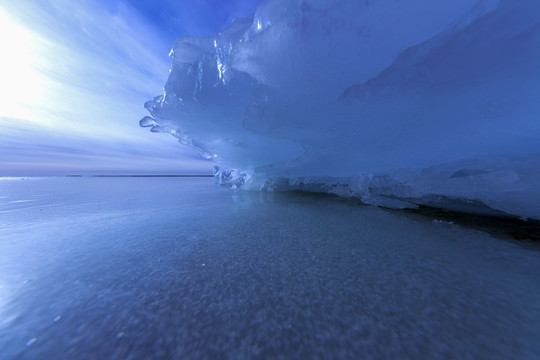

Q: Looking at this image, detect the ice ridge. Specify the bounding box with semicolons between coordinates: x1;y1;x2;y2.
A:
142;0;540;220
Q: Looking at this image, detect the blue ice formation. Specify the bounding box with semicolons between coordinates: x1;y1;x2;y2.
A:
142;0;540;220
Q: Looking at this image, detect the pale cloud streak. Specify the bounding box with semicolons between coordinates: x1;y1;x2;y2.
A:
0;0;214;175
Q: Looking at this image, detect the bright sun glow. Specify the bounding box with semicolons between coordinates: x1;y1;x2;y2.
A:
0;10;46;120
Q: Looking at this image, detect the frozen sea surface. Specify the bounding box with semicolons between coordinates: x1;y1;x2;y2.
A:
0;177;539;359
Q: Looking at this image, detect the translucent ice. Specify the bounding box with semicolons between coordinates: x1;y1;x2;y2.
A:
142;0;540;219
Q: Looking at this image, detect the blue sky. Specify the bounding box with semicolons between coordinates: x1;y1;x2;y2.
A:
0;0;262;175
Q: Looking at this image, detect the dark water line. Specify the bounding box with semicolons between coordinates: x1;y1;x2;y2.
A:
271;189;540;243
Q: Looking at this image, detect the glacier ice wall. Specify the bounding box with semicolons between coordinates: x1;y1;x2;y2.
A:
142;0;540;220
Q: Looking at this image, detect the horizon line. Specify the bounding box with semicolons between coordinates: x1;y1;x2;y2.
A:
0;174;214;178
66;174;214;178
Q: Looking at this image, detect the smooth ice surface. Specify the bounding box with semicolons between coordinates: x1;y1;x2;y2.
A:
1;177;539;359
142;0;540;219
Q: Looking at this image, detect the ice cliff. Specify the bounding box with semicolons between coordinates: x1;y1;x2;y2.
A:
142;0;540;220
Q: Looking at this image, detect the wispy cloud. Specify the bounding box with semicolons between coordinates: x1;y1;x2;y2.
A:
0;0;215;175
